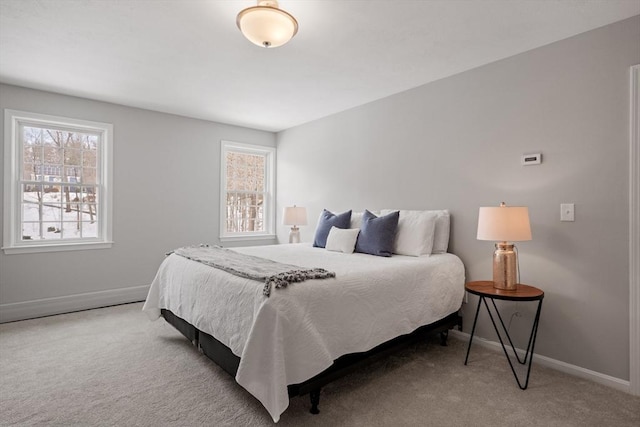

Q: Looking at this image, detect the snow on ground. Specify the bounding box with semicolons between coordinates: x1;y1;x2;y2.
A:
22;191;98;240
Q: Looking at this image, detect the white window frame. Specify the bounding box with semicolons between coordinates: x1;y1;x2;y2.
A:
3;109;113;254
219;140;275;242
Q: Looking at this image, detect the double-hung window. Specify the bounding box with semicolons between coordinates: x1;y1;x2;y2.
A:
220;140;275;241
3;110;113;254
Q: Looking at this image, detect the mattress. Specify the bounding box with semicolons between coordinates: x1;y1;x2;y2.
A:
143;243;465;421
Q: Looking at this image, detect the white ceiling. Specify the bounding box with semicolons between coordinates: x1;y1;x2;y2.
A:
1;1;639;132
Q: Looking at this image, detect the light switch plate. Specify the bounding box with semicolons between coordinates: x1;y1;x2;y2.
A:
561;203;575;221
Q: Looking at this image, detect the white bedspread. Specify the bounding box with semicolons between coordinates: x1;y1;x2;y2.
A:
142;243;465;422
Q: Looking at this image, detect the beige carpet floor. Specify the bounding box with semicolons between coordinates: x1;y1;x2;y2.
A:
1;302;639;426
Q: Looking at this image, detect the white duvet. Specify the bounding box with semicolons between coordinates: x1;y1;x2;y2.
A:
143;243;465;422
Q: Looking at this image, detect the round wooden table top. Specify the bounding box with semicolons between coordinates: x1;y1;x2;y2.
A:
465;281;544;301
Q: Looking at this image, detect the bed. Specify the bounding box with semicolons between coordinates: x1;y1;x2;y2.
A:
143;240;465;422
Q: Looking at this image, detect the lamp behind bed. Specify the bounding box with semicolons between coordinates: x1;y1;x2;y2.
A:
283;205;307;243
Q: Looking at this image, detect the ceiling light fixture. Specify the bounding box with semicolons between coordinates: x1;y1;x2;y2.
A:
236;0;298;48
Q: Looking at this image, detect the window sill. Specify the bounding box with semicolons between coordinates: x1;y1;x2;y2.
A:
219;234;277;243
2;241;114;255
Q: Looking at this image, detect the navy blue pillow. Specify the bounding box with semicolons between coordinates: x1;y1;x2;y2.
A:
355;210;400;257
313;209;352;248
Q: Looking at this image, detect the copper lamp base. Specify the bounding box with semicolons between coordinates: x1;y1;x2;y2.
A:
493;242;517;290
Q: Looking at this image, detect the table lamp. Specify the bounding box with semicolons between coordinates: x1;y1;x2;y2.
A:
477;202;532;290
283;205;307;243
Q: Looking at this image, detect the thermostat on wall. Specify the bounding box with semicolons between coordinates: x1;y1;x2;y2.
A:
521;153;542;166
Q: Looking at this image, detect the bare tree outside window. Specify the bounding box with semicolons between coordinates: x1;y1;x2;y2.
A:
220;141;274;239
225;152;266;233
21;125;100;241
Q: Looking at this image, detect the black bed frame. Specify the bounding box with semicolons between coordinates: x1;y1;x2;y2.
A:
161;308;462;415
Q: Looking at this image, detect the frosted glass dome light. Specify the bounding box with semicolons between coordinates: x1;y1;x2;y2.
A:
236;0;298;48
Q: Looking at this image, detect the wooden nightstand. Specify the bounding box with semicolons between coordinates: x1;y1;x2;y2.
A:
464;280;544;390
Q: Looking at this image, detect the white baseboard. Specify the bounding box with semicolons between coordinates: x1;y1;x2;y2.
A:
450;329;631;394
0;284;150;323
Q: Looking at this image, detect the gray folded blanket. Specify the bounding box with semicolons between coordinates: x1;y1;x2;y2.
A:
170;245;336;297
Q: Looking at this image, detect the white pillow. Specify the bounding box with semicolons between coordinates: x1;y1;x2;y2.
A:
381;209;437;256
350;211;379;229
325;226;360;254
383;209;451;254
429;209;451;254
431;210;450;254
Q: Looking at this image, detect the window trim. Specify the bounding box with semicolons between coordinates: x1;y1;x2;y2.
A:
219;140;275;242
3;109;113;254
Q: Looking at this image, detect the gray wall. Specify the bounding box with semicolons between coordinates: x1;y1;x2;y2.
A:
276;16;640;380
0;84;276;317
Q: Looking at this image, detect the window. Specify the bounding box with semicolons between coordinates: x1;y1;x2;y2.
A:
3;110;113;254
220;140;275;241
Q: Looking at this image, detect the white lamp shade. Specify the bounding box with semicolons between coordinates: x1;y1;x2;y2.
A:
477;205;532;242
237;2;298;48
283;206;307;226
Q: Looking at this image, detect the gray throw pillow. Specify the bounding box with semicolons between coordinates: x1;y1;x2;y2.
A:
355;210;400;257
313;209;352;248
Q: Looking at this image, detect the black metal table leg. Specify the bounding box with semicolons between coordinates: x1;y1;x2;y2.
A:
481;298;543;390
464;295;484;365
